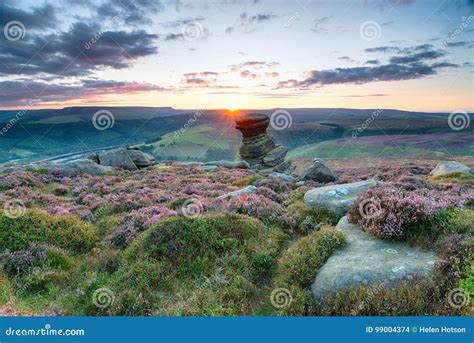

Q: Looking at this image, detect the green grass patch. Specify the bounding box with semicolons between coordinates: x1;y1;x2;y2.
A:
0;211;98;255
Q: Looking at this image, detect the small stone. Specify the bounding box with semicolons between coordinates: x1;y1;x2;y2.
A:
299;158;338;183
269;172;296;183
217;185;258;199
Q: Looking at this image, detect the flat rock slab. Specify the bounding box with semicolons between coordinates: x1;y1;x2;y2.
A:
304;179;379;216
311;216;438;300
429;161;473;178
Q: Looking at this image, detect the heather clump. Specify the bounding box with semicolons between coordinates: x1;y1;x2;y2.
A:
1;243;72;278
254;176;293;193
105;206;177;248
0;171;43;191
220;194;287;226
272;226;345;315
100;213;285;315
348;183;468;239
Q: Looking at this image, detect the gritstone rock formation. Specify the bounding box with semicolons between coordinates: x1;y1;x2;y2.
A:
235;113;292;173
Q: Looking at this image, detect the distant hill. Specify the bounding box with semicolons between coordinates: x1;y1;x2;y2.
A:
0;106;472;164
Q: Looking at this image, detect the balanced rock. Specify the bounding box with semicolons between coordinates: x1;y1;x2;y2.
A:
299;158;338;183
429;161;473;178
311;217;438;301
235;113;292;172
304;179;379;216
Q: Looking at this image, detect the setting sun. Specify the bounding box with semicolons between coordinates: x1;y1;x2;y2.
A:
226;102;240;112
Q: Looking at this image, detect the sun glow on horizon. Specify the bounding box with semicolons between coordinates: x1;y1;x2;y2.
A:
226;102;240;112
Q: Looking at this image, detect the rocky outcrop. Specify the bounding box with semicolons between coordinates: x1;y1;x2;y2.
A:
235;113;292;173
304;179;379;216
96;148;156;170
99;149;138;171
429;161;473;178
61;159;113;176
126;149;156;168
311;217;438;300
299;159;338;183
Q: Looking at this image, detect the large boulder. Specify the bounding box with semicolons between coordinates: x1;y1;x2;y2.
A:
61;159;113;176
429;161;473;178
304;179;379;216
299;159;338;183
98;148;138;171
126;149;156;168
311;217;438;300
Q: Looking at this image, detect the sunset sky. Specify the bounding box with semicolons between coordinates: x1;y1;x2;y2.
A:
0;0;473;111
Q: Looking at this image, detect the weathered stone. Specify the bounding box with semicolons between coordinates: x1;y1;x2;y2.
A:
61;159;113;176
235;113;293;172
126;149;156;168
311;217;438;301
269;172;296;183
196;165;218;172
263;146;288;167
218;185;257;199
206;160;250;169
429;161;473;178
98;148;138;171
304;179;379;216
299;159;338;183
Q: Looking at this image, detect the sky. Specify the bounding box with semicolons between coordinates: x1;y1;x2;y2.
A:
0;0;473;111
